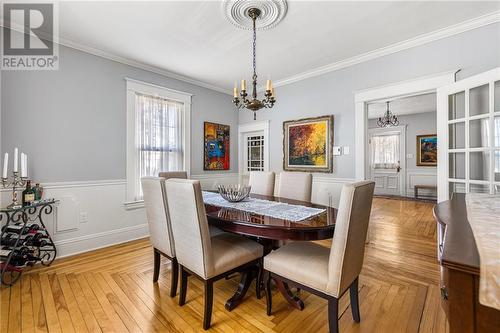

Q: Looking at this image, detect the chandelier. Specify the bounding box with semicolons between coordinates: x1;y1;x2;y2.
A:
232;8;275;120
377;101;399;127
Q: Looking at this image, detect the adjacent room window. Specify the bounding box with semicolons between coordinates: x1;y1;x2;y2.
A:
370;134;400;169
126;79;191;204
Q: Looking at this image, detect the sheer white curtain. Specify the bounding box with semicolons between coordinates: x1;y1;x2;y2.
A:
371;134;399;169
135;92;183;199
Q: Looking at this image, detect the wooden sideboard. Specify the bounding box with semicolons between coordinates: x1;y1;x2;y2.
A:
433;193;500;333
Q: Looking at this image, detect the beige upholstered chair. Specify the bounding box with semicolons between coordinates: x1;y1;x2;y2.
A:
275;172;312;202
248;171;275;196
264;181;375;333
165;179;264;330
158;171;188;179
141;176;178;297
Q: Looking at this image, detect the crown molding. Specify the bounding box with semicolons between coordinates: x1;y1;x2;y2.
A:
56;36;232;95
0;23;231;95
2;10;498;94
271;10;500;89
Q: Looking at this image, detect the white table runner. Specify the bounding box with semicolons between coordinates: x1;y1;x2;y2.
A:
465;193;500;310
202;191;325;222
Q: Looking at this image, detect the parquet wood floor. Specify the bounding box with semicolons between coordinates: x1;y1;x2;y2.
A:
1;198;448;332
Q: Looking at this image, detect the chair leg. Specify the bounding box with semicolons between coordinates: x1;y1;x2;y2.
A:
349;277;361;323
328;297;339;333
256;259;263;299
170;257;178;298
153;249;160;283
179;265;188;306
203;280;214;330
265;271;272;316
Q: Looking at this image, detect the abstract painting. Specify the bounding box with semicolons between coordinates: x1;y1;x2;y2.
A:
204;122;230;170
416;134;437;166
283;115;334;172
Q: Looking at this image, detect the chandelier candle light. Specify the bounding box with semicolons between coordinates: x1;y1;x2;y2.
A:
377;101;399;127
2;148;29;208
232;8;276;120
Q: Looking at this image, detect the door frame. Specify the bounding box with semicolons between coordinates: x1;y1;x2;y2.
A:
238;121;270;175
355;71;457;184
368;125;407;196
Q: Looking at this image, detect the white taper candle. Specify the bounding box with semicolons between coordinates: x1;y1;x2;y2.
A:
13;148;18;173
2;153;8;179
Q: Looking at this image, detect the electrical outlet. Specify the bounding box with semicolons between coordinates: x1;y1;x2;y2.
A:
407;153;414;159
333;146;342;156
80;211;89;223
343;146;350;155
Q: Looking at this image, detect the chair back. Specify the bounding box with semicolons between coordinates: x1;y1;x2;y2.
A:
158;171;187;179
276;172;312;202
141;176;175;257
326;181;375;297
165;179;214;279
249;171;275;196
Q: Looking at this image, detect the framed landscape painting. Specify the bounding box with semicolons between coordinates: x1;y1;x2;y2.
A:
283;115;334;172
416;134;437;166
204;122;230;170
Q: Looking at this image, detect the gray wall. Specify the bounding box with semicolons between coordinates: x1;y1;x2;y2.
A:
238;23;500;178
369;111;437;170
1;40;237;182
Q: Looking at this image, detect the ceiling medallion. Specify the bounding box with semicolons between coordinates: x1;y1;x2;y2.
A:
232;7;276;120
377;101;399;127
222;0;288;30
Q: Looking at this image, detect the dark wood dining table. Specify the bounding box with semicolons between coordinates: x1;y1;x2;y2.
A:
204;193;337;311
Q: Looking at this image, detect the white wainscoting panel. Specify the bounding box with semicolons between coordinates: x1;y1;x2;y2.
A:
1;179;148;258
406;169;437;197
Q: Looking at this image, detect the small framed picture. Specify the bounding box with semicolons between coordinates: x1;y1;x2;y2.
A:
416;134;437;166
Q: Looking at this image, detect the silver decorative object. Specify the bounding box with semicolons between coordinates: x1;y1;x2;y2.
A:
218;185;251;202
2;172;28;208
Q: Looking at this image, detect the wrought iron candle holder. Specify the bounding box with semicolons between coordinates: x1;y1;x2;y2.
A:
2;171;28;208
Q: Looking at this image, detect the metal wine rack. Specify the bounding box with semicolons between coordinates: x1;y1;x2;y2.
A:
0;199;58;285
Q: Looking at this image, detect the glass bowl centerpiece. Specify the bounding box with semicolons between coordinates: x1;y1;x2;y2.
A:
218;184;251;202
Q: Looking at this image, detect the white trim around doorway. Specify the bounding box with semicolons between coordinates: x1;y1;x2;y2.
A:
238;121;270;175
354;71;456;180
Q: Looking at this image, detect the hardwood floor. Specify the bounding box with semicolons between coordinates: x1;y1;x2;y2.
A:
1;197;448;332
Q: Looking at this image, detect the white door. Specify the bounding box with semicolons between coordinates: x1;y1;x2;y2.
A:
243;131;266;175
368;126;406;196
437;67;500;202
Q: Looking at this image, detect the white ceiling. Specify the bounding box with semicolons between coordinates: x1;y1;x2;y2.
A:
367;92;436;119
22;1;500;91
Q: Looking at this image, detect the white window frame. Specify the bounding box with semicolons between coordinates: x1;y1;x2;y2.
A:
125;78;192;208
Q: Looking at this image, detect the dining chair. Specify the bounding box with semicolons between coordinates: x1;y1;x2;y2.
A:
248;171;275;196
264;180;375;333
141;176;178;297
275;172;312;202
165;178;264;330
158;171;188;179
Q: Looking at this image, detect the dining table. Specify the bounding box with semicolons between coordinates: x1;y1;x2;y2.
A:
204;192;337;311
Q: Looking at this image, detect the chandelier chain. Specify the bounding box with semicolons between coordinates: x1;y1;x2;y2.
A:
252;16;257;80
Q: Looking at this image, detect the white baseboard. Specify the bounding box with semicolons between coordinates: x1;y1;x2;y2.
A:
55;223;149;258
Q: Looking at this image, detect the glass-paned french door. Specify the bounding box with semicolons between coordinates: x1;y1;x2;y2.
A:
437;67;500;201
244;133;265;172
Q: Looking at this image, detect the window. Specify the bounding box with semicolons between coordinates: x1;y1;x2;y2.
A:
126;79;191;205
135;93;183;198
370;134;400;169
246;135;265;172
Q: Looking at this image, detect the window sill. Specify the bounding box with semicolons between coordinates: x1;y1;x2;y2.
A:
123;200;144;210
